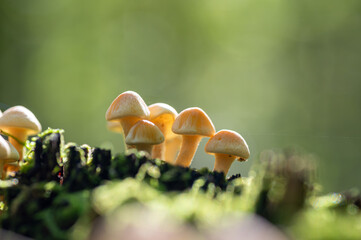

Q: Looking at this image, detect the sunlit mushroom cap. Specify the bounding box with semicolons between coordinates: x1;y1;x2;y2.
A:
149;103;178;135
126;120;164;145
205;130;250;161
107;121;123;134
0;106;42;135
172;107;215;137
0;135;20;161
105;91;150;121
149;103;178;121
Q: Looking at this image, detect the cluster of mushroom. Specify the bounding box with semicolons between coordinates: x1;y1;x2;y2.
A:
106;91;250;175
0;106;42;179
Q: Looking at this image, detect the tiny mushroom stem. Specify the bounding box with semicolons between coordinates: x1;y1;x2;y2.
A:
175;135;202;167
119;117;143;137
135;144;153;155
6;129;28;160
213;154;238;174
152;144;164;160
172;107;215;167
164;134;182;163
119;117;142;150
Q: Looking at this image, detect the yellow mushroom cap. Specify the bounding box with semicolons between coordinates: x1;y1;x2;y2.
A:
105;91;150;121
205;130;250;161
0;135;20;161
172;107;215;137
149;103;178;134
0;106;42;135
149;103;178;120
126;120;164;145
107;121;123;134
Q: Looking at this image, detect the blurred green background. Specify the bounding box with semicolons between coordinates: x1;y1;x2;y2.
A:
1;0;360;192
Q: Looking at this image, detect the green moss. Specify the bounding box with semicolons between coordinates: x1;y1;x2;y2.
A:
1;129;360;240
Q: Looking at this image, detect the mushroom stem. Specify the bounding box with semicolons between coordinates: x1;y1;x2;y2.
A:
119;117;143;150
7;129;28;160
152;143;165;160
164;137;182;163
213;153;237;175
119;117;142;137
135;144;153;156
174;135;202;167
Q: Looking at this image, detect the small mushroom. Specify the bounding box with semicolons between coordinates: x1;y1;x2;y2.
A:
105;91;150;149
0;106;42;160
4;162;20;178
205;130;250;175
125;120;164;156
0;135;19;179
172;107;215;167
164;132;182;163
148;103;178;161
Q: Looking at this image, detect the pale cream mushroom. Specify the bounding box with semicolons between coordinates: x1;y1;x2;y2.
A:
148;103;178;161
125;120;164;156
105;91;150;149
205;130;250;175
0;135;19;179
172;107;215;167
0;106;41;160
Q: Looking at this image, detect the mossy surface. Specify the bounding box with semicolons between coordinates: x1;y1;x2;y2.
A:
0;129;360;240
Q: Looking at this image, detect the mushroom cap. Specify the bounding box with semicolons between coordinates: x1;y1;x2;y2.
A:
205;130;250;161
0;135;20;161
107;121;123;134
149;103;178;120
172;107;215;137
149;103;178;135
0;106;42;135
126;120;164;145
0;110;2;116
105;91;150;121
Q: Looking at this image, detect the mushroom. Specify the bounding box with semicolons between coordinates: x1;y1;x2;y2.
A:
4;162;20;178
172;107;215;167
164;132;182;163
0;135;19;179
105;91;150;148
148;103;178;161
205;130;250;175
0;106;42;160
125;120;164;156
